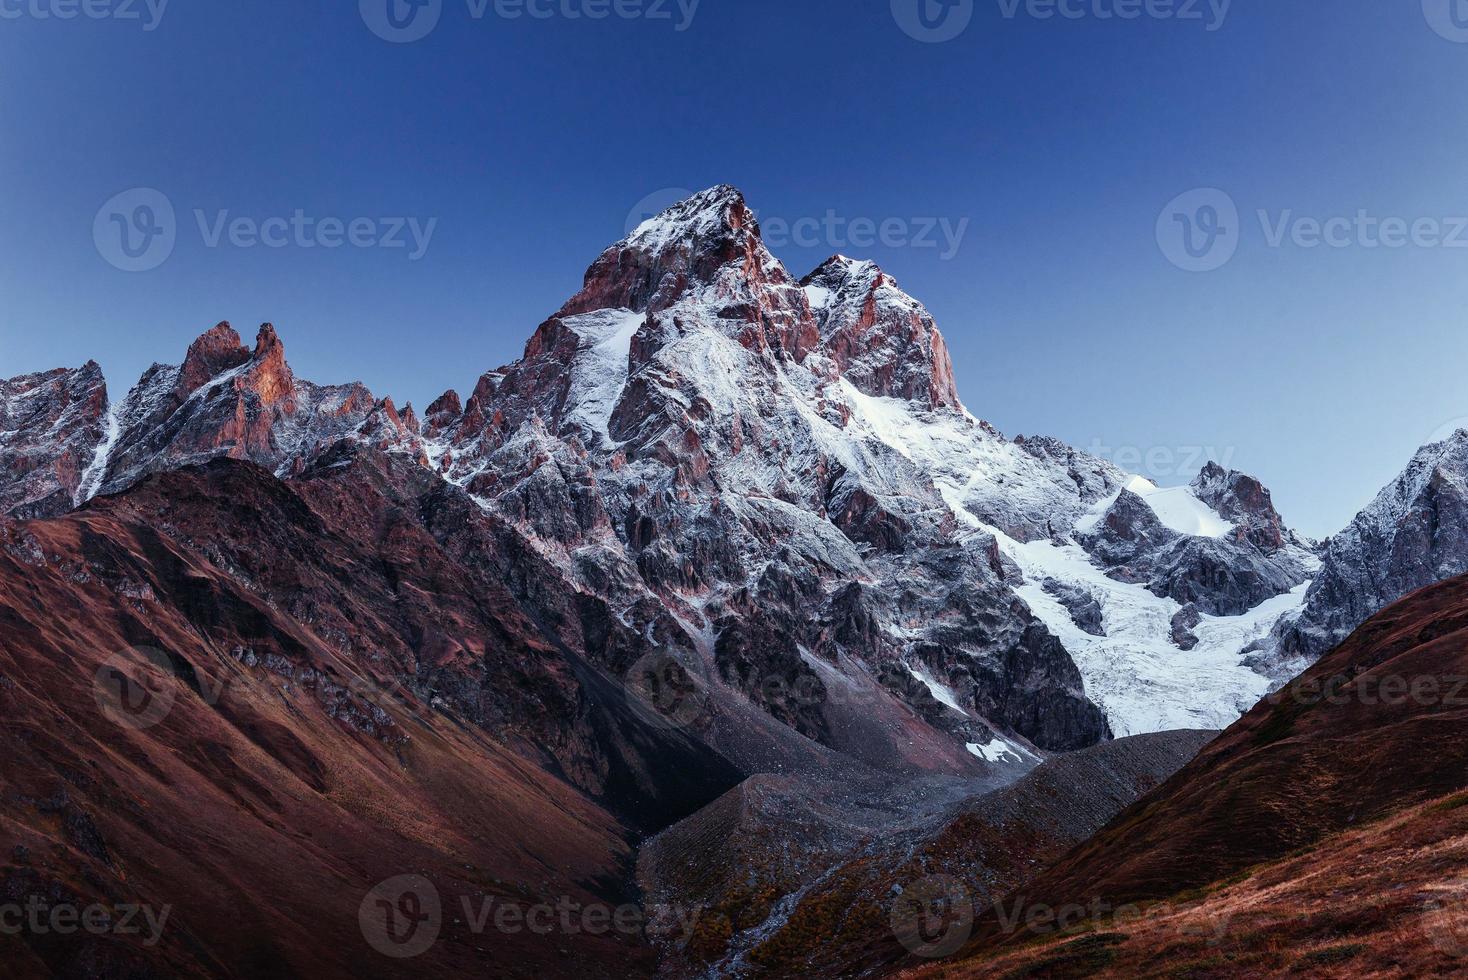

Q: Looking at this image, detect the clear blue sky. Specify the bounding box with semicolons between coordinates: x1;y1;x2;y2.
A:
3;0;1467;538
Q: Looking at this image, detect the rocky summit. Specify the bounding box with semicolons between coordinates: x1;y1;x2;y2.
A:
0;187;1352;761
5;187;1468;977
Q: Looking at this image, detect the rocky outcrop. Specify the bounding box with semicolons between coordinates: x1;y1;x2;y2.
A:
0;362;108;517
92;322;421;498
803;255;960;410
1190;460;1297;552
1045;578;1106;636
1171;603;1202;650
1079;480;1313;617
1077;489;1181;580
1260;430;1468;673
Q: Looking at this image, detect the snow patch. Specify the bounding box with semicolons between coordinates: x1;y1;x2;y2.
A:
76;399;123;503
966;735;1037;764
1077;476;1234;539
559;308;645;445
908;664;968;716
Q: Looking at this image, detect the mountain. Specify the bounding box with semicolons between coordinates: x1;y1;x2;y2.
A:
0;186;1355;976
412;184;1320;751
922;571;1468;978
0;187;1326;762
1254;430;1468;679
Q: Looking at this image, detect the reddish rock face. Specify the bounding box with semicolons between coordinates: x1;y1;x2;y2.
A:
248;323;295;408
93;323;413;498
561;185;819;363
176;321;251;398
803;255;961;410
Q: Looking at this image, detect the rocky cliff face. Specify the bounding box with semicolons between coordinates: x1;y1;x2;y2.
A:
0;362;108;518
1256;430;1468;676
424;185;1117;758
93;322;422;498
1076;469;1314;618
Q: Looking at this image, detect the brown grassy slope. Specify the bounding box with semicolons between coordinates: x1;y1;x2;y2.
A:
0;456;737;978
918;572;1468;977
913;788;1468;978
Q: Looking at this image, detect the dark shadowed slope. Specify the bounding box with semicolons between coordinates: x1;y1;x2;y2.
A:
0;452;740;978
